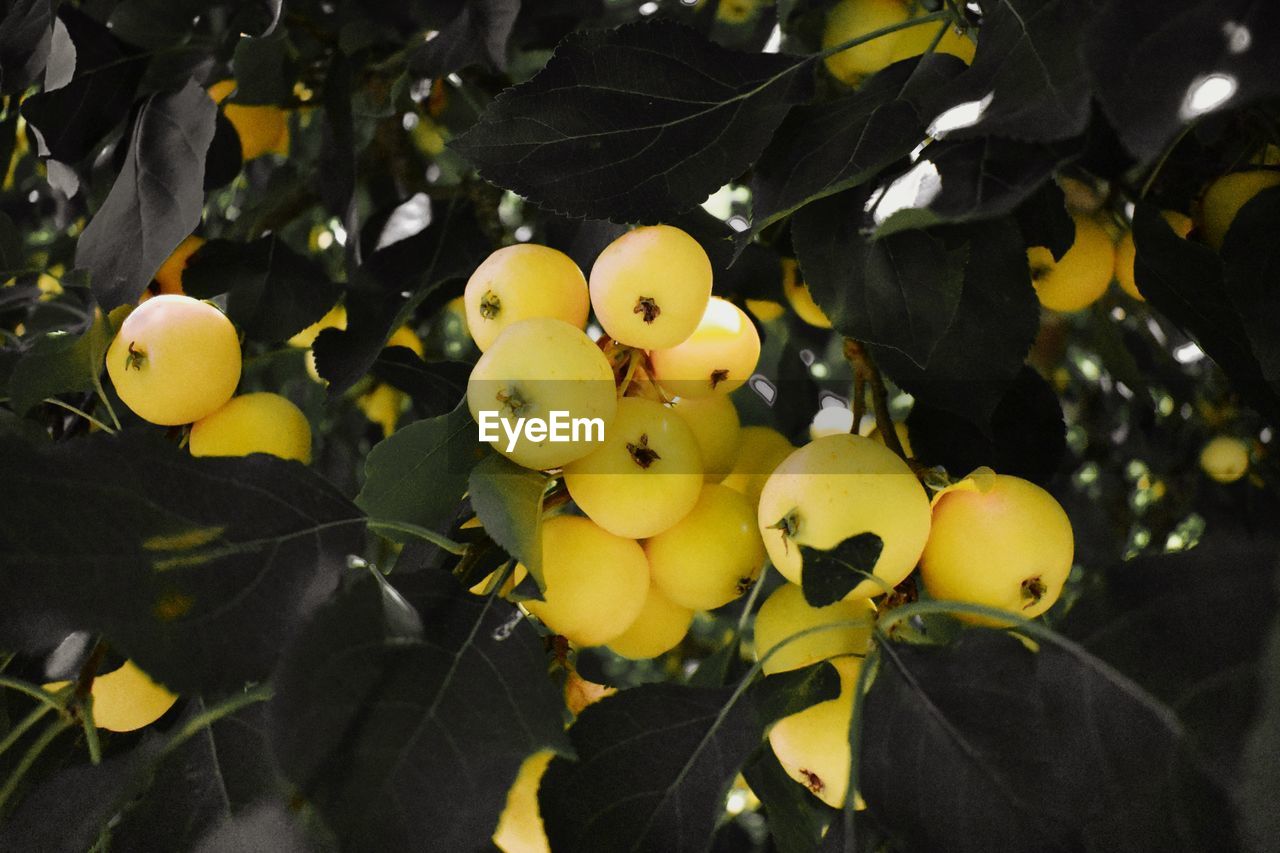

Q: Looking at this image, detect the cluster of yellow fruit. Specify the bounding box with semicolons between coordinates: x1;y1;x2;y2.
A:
1031;169;1280;312
462;225;769;659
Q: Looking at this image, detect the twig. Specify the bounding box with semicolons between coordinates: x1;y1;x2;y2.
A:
843;339;906;458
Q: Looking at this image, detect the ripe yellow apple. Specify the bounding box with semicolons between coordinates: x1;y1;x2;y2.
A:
823;0;908;85
492;750;553;853
467;318;617;470
153;235;204;295
668;394;741;482
768;657;861;808
106;295;242;426
464;245;590;352
752;582;875;675
189;392;312;463
1114;210;1193;300
589;225;712;350
208;80;289;161
758;435;931;599
1028;214;1115;313
1200;435;1250;483
357;384;406;438
288;304;347;349
45;659;177;733
647;484;764;610
606;584;694;659
522;515;649;646
919;468;1073;623
721;426;794;507
562;397;703;538
650;298;761;398
866;421;913;457
1200;170;1280;249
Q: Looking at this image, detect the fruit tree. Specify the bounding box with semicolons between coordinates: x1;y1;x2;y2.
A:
1;1;1279;851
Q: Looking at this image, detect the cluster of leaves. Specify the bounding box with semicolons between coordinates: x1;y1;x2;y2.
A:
1;0;1279;851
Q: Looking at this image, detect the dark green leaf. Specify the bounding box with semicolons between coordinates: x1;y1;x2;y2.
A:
270;571;568;851
1221;185;1280;394
906;366;1065;483
355;402;479;534
182;236;341;344
1241;577;1280;853
370;349;470;418
191;802;320;853
794;192;967;368
231;30;295;105
107;0;197;49
742;748;832;853
931;0;1092;144
0;0;53;94
312;201;490;398
0;433;362;690
1133;202;1280;424
869;219;1039;429
1086;0;1280;163
410;0;521;77
7;308;113;416
746;53;966;243
1013;179;1074;261
861;631;1220;853
0;210;23;271
467;453;550;588
799;533;884;607
539;682;763;852
75;80;217;311
452;19;813;222
754;661;842;725
20;8;148;164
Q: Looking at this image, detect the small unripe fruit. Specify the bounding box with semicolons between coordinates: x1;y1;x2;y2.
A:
464;245;589;352
650;298;761;398
522;515;649;647
589;225;712;350
1028;214;1115;313
190;392;312;463
920;468;1073;623
1200;435;1250;484
753;583;875;675
758;435;931;599
647;484;764;611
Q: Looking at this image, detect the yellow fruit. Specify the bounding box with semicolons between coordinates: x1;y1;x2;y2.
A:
768;657;861;808
1114;211;1193;301
1200;435;1250;484
753;583;875;675
1028;215;1115;313
467;318;617;470
288;304;347;348
589;225;713;350
386;324;424;357
106;295;242;426
646;484;764;611
919;468;1073;623
469;563;530;597
721;426;794;507
650;298;760;399
208;80;289;161
782;259;831;329
522;515;649;646
823;0;909;85
493;750;553;853
606;584;694;659
866;421;913;457
464;245;590;352
1200;170;1280;249
745;298;785;323
669;395;741;482
189;392;312;463
888;12;975;66
45;660;177;733
758;435;931;599
154;235;204;295
564;671;616;716
357;384;406;438
562;397;703;538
